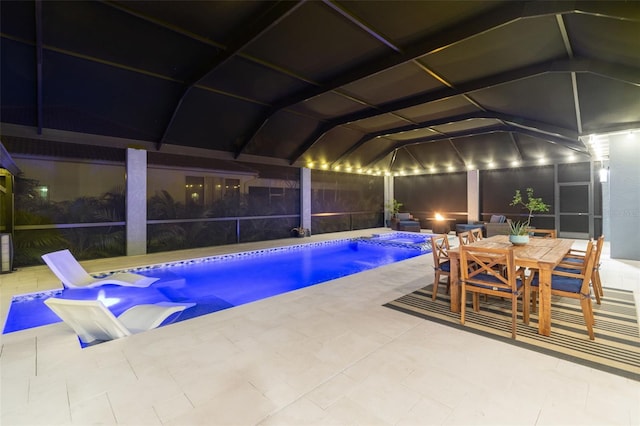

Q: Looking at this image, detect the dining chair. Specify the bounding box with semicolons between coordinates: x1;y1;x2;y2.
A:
470;227;483;241
430;234;451;301
459;245;529;339
460;228;495;291
458;230;473;246
529;239;597;339
557;234;605;304
526;228;557;238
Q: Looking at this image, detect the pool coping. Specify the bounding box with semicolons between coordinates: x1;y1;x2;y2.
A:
9;235;431;304
93;234;432;279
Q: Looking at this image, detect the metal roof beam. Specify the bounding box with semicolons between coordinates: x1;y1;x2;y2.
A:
103;0;317;85
245;0;639;157
289;58;639;163
239;1;539;157
157;1;305;150
361;123;590;170
35;0;44;135
327;110;586;168
323;0;402;53
569;0;640;23
508;133;525;163
402;146;427;171
363;126;507;168
333;110;581;165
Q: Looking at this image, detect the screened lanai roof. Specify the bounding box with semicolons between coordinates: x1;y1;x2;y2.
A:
1;1;639;174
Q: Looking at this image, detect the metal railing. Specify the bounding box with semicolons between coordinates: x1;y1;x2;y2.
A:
15;210;383;245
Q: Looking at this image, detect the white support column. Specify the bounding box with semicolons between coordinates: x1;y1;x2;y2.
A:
126;148;147;256
609;133;640;260
601;160;610;241
384;175;394;224
467;169;480;222
300;167;311;231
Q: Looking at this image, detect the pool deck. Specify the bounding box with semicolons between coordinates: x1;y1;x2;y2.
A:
1;229;639;425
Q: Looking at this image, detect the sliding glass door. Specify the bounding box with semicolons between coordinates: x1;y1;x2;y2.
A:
558;182;591;239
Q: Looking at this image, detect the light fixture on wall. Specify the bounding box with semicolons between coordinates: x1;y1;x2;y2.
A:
599;167;609;183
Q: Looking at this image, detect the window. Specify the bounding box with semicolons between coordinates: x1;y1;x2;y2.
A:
185;176;204;206
35;185;49;201
225;178;240;196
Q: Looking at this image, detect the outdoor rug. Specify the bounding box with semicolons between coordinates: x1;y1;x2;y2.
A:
384;285;640;381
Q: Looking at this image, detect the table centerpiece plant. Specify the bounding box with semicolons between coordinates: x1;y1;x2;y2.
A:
508;187;550;245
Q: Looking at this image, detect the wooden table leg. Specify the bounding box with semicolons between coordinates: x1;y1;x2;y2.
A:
537;263;552;336
449;253;460;313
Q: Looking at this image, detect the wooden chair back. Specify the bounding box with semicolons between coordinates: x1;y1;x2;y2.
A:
470;228;483;241
593;234;605;266
430;234;451;300
458;230;472;246
547;239;597;339
431;234;450;267
459;245;528;338
591;234;605;299
460;245;517;292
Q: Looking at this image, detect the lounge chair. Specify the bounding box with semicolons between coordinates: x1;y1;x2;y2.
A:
42;249;159;288
44;297;195;344
390;213;421;232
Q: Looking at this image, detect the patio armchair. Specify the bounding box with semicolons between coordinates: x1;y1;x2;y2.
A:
484;215;512;237
391;213;421;232
457;215;510;237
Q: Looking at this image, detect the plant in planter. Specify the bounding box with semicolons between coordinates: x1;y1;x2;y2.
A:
291;226;309;237
385;199;403;217
508;188;550;244
384;199;403;228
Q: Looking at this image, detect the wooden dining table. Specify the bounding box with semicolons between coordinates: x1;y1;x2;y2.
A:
447;234;574;336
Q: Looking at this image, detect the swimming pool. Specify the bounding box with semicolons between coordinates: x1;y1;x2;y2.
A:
3;237;429;336
361;231;435;250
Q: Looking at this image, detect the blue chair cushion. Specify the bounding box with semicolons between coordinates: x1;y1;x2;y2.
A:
456;224;485;233
464;273;522;292
554;265;581;274
399;220;419;226
530;275;582;293
437;260;450;272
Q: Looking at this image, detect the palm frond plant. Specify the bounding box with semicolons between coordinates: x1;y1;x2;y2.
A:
384;199;403;218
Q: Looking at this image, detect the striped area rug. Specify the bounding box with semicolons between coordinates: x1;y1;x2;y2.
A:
384;285;640;381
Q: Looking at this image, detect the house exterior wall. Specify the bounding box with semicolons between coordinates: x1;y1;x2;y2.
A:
609;133;640;260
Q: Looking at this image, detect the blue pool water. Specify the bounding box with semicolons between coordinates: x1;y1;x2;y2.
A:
365;232;434;249
3;237;429;335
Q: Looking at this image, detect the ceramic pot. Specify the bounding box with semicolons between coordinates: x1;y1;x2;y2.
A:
509;234;529;246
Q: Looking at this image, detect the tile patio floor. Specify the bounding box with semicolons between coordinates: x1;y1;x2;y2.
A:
1;229;639;425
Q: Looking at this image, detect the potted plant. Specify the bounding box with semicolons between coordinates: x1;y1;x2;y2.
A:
384;199;403;227
508;188;550;245
291;226;308;237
